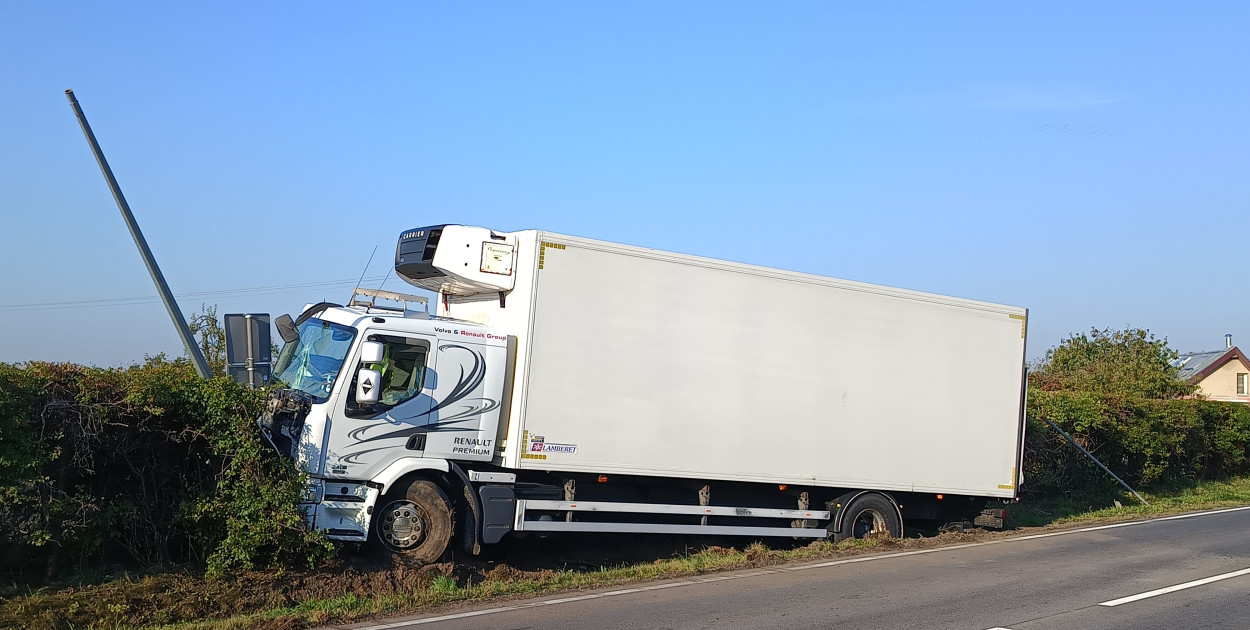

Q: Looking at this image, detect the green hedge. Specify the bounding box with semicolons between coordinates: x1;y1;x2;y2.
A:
0;360;331;583
4;357;1250;583
1024;390;1250;497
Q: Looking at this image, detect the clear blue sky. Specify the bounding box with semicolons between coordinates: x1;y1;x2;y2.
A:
2;2;1247;366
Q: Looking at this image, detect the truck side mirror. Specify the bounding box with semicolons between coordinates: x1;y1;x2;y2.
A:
360;341;385;363
356;367;382;404
275;314;300;344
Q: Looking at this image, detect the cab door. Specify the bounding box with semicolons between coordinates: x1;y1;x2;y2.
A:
324;331;438;481
416;338;510;462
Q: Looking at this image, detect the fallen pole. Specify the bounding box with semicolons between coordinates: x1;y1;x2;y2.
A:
1041;415;1149;506
66;89;212;379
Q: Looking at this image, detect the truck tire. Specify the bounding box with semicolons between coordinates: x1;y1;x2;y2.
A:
373;479;452;564
833;493;902;542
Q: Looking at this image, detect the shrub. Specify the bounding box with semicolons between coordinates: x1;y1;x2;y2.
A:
1029;327;1194;399
0;359;331;583
1024;390;1250;497
1021;327;1250;499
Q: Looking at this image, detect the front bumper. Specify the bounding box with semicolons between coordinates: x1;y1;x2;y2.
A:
300;479;380;542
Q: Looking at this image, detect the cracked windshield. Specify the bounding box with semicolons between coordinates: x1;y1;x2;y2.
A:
272;319;356;402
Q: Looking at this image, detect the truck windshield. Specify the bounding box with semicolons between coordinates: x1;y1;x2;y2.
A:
271;319;357;403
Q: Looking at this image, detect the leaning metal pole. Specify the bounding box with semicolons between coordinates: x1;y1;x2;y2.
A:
65;89;213;379
1040;416;1149;506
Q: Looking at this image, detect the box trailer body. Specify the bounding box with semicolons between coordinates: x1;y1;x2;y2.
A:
424;227;1027;499
260;224;1028;562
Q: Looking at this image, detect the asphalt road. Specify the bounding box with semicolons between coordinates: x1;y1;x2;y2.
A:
343;506;1250;630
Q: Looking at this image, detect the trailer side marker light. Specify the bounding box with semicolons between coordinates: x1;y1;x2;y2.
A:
598;475;609;483
569;504;577;508
936;494;944;500
705;509;712;513
778;484;787;491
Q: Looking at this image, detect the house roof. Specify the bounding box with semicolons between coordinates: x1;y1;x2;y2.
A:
1173;346;1250;383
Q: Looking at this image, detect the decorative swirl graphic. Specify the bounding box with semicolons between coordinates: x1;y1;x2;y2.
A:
339;344;498;461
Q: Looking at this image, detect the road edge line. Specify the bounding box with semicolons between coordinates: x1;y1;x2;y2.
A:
349;505;1250;629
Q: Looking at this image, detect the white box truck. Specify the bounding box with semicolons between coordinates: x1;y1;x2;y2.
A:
260;224;1028;563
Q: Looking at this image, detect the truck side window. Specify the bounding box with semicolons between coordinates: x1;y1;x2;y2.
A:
379;344;426;405
346;335;429;418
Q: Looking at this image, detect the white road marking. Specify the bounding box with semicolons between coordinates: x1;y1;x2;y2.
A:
783;506;1250;573
351;578;726;628
1098;567;1250;607
350;505;1250;630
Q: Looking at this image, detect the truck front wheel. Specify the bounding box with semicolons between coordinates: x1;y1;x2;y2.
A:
374;479;452;564
832;493;902;542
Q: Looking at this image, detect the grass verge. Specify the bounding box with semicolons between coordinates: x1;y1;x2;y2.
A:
5;475;1250;630
1007;475;1250;527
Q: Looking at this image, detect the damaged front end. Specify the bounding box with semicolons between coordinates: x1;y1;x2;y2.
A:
258;388;314;459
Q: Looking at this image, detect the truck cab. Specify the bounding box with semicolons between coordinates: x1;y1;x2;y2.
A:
259;288;511;558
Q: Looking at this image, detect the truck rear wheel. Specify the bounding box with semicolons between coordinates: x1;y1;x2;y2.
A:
832;493;902;542
374;479;452;564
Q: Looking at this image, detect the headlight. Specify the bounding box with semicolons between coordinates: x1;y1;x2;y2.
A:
302;478;324;504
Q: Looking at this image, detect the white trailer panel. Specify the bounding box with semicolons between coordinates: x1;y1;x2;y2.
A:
441;230;1026;499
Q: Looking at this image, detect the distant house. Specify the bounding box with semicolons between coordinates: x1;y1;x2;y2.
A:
1173;335;1250;403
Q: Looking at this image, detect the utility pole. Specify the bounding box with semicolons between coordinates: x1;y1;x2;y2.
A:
66;89;213;379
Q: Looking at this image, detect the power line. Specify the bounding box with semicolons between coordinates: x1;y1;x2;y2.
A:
0;276;391;312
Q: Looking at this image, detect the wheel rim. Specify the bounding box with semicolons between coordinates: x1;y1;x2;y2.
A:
379;500;426;549
851;509;888;538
